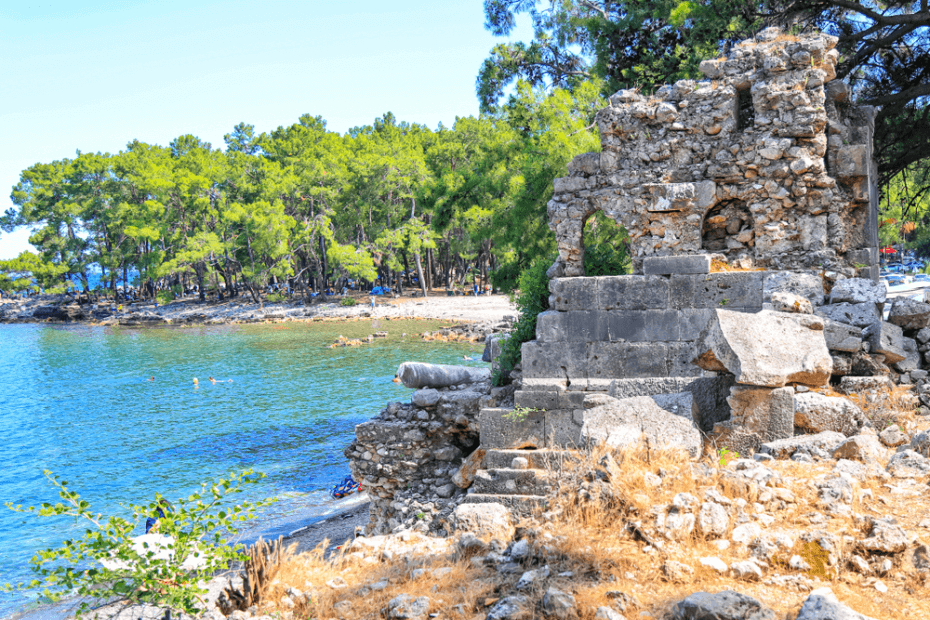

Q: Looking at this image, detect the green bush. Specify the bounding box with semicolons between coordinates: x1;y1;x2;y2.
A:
265;293;286;303
156;291;174;306
340;296;357;306
583;211;631;277
6;470;273;616
492;255;553;386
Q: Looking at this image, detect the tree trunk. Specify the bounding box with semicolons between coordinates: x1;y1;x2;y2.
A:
414;253;427;298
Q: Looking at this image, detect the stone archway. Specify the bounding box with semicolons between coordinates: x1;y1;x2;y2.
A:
701;200;754;257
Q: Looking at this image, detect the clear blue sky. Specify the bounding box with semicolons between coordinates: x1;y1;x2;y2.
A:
0;0;531;259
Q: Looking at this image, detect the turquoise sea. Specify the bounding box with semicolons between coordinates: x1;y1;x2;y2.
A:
0;320;481;616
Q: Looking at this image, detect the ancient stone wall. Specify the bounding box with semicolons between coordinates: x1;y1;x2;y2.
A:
547;27;878;279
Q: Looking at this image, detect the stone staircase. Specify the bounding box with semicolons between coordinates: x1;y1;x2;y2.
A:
463;448;573;515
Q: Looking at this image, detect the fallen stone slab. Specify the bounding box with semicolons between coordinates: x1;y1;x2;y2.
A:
837;375;894;394
862;321;906;364
759;431;847;459
829;278;887;305
822;318;863;352
580;393;702;458
794;392;865;436
397;362;490;388
832;435;886;462
694;309;831;387
670;590;776;620
815;302;881;328
795;587;878;620
451;503;513;541
770;291;813;314
893;337;920;373
724;386;794;442
888;297;930;331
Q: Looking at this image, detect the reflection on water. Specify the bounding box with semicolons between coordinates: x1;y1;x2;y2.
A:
0;320;484;615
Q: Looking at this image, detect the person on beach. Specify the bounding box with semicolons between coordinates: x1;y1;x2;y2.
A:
370;295;376;309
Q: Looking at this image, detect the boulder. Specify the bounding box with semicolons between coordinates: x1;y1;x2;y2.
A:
838;375;894;394
451;503;513;541
886;450;930;478
795;588;878;620
862;321;906;363
452;448;486;489
763;271;825;306
832;435;886;462
822;318;863;352
580;393;702;458
905;430;930;457
411;389;441;407
770;291;813;314
397;362;490;389
879;425;908;448
483;333;510;363
829;278;886;305
693;309;832;387
859;517;909;554
794;392;865;435
670;591;776;620
888;297;930;331
724;386;794;442
815;303;881;328
759;431;846;459
892;337;920;373
387;595;431;620
486;596;531;620
541;587;577;620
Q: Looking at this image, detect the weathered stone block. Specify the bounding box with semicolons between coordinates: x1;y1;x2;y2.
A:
606;310;647;341
822;318;863;352
562;310;609;341
624;342;670;376
726;386;795;443
545;409;583;447
514;390;585;411
794;392;865;436
586;341;626;379
888;298;930;331
579;393;702;457
521;341;587;379
815;302;881;328
829;278;886;305
644;309;681;341
642;255;711;275
835;144;870;179
763;271;825;306
667;342;703;377
479;407;546;450
863;321;906;364
549;277;598;311
650;392;699;423
597;275;670;310
679;308;716;341
694;309;832;387
670;272;765;309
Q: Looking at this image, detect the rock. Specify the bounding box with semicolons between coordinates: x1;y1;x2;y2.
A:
594;607;626;620
763;271;825;306
888;298;930;331
830;278;887;305
326;577;348;589
451;503;513;540
483;333;510;363
794;392;865;435
863;321;906;364
905;430;930;456
516;565;550;590
822;318;863;352
580;393;702;458
838;375;894;394
770;291;813;314
541;587;577;620
387;594;431;620
759;431;846;459
730;560;763;580
663;560;694;582
452;448;486;489
411;389;441;407
509;539;531;560
693;309;831;387
397;362;490;389
699;557;729;573
731;523;762;546
816;302;882;328
670;590;776;620
657;506;696;540
860;518;909;554
697;502;729;537
789;555;812;571
832;435;886;462
795;588;878;620
886;450;930;477
723;386;795;441
879;425;908;447
486;596;531;620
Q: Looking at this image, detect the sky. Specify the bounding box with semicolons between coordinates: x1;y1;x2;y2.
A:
0;0;532;259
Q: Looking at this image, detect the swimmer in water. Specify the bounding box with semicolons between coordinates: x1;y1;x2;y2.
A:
208;377;217;384
193;377;199;386
148;376;154;381
463;355;475;361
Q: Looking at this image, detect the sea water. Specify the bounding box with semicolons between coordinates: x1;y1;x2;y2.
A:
0;320;482;616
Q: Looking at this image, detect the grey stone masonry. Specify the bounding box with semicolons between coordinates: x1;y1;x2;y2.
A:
643;255;711;275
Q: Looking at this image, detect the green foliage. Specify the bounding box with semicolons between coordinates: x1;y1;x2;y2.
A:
155;291;174;306
492;255;553;386
582;211;631;277
717;448;739;466
503;406;541;422
6;470;273;616
265;293;286;303
339;296;357;307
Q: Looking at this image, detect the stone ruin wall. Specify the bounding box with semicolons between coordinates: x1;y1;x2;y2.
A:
547;27;878;280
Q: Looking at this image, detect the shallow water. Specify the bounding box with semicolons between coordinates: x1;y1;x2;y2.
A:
0;319;482;616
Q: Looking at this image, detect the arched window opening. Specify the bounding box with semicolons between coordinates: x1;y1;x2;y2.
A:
702;200;754;257
582;210;631;276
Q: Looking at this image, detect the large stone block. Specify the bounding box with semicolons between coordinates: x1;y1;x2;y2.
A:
560;310;610;342
835;144;870;179
679;308;716;341
726;385;795;442
670;272;765;309
597;275;670;310
815;302;881;328
479;407;546;449
863;321;906;364
579;393;702;457
794;392;865;436
667;342;703;377
763;271;825;306
888;298;930;331
549;277;599;312
693;309;832;387
521;341;587;379
829;278;886;304
606;310;648;341
822;318;863;352
642;255;711;275
586;341;626;379
644;309;682;341
624;342;670;376
607;375;734;432
650;392;699;423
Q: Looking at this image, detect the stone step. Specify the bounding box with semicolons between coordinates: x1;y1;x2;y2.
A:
472;468;555;496
462;492;549;515
482;448;575;470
